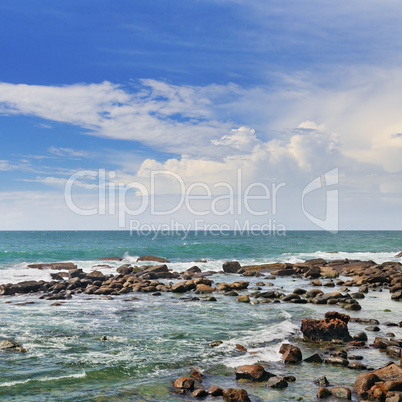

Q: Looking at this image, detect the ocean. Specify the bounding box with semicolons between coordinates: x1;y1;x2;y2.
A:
0;230;401;401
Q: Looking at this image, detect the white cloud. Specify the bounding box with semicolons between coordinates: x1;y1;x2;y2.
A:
48;147;89;158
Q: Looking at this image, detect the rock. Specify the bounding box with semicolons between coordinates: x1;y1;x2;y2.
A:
301;311;352;342
173;377;195;391
321;267;339;278
137;256;170;263
373;363;402;381
85;270;106;281
267;376;288;389
304;353;324;363
237;295;250;303
383;381;402;392
355;363;402;398
235;364;272;381
191;389;208;398
348;361;367;370
354;373;381;397
279;344;302;363
236;344;247;352
386;346;402;358
184;266;202;276
222;388;251;402
0;339;26;352
195;284;214;294
311;280;322;286
353;332;368;342
392;291;402;300
27;262;77;270
305;289;324;298
116;265;133;275
386;391;402;402
315;376;330;386
209;340;223;347
222;261;242;274
171;282;187;293
317;387;332;398
69;268;85;279
330;386;351;399
11;280;43;293
366;325;381;332
208;385;223;396
99;257;123;261
325;357;349;367
351;317;380;325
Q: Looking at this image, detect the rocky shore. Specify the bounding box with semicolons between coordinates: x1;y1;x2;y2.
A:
1;256;402;400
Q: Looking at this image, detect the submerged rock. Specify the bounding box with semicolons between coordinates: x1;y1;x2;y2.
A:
0;339;26;352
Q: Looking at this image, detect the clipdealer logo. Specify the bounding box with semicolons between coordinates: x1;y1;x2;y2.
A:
64;167;339;233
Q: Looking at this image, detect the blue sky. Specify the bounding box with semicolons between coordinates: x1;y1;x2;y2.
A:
1;0;402;230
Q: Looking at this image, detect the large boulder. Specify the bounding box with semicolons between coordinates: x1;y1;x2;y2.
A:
300;311;352;342
223;261;242;273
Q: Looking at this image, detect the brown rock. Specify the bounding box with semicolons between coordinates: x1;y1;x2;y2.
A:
325;357;349;367
267;376;288;389
373;363;402;382
222;261;242;273
195;284;214;294
300;311;352;342
190;369;203;382
279;343;302;363
237;295;250;303
173;377;195;391
222;388;251;402
317;387;332;398
354;373;381;397
330;386;351;399
383;381;402;392
171;282;187;293
235;364;272;381
191;389;208;398
208;385;223;396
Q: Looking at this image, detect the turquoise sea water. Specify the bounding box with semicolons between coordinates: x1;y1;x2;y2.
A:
0;231;401;401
